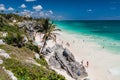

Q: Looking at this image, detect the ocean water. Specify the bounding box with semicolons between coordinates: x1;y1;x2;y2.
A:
54;20;120;54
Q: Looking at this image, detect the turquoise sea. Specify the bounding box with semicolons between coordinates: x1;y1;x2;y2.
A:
54;20;120;54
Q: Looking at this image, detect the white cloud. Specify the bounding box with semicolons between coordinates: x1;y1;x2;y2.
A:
20;9;31;17
20;4;26;8
8;7;14;11
48;10;53;14
0;4;5;11
24;9;30;12
39;12;45;17
87;9;92;12
33;5;43;11
25;0;36;2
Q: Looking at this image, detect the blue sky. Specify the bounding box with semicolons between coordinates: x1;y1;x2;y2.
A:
0;0;120;20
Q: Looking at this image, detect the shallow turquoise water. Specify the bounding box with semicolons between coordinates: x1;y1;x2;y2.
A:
54;20;120;54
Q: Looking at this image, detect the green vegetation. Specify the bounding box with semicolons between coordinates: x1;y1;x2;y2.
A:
25;43;40;53
4;33;24;48
0;66;11;80
0;13;65;80
0;25;18;33
40;19;61;52
2;58;65;80
35;55;48;67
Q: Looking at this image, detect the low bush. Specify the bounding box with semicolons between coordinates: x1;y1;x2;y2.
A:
25;43;40;53
4;33;24;48
35;54;48;67
3;58;66;80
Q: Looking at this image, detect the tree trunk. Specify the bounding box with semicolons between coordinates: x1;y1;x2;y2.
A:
40;36;47;53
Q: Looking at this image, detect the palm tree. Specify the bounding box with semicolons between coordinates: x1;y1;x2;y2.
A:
40;19;61;53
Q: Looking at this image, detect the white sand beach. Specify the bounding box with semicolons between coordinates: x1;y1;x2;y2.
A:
56;31;120;80
35;31;120;80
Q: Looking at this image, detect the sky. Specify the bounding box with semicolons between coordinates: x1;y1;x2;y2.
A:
0;0;120;20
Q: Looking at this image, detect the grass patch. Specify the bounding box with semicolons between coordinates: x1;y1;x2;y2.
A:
25;43;40;53
0;45;13;53
35;55;48;67
0;66;11;80
0;25;18;33
3;58;66;80
0;45;34;60
4;33;24;48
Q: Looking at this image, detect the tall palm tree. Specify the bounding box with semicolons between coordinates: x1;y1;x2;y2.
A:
40;19;61;53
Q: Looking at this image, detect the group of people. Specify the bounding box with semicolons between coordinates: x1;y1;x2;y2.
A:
81;60;89;68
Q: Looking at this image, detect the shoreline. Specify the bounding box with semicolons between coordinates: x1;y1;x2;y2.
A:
35;31;120;80
55;31;120;80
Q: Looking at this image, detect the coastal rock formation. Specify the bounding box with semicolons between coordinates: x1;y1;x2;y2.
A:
48;44;88;80
18;21;43;40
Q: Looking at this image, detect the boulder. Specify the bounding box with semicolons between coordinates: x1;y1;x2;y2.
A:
2;67;17;80
42;47;53;55
63;48;75;62
34;53;40;59
49;56;61;68
0;59;3;64
18;21;43;40
49;44;88;80
0;39;5;45
0;49;11;59
2;32;8;37
23;35;28;43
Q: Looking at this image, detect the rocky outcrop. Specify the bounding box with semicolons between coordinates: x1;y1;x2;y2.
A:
22;35;28;43
48;44;88;80
34;53;40;59
0;39;5;45
2;67;17;80
18;21;43;40
0;59;3;64
0;49;11;59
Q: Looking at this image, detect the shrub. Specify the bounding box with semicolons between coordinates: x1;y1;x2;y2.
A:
3;58;66;80
25;43;39;53
4;33;24;48
35;54;48;67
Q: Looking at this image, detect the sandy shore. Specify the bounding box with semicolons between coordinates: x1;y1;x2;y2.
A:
55;31;120;80
35;31;120;80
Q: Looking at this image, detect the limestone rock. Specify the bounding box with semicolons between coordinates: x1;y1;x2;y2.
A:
35;53;40;59
2;67;17;80
49;44;88;80
23;35;28;43
0;49;11;59
0;59;3;64
0;39;5;45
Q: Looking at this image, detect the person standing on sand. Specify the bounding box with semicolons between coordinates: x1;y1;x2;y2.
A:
86;61;89;68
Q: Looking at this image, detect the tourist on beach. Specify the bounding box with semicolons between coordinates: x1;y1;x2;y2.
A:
66;42;70;46
86;61;89;68
62;41;63;44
